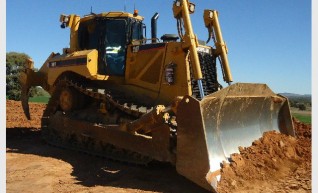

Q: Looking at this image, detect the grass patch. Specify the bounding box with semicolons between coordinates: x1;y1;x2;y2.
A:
28;96;50;104
292;113;311;124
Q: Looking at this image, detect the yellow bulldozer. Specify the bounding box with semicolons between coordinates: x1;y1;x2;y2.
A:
20;0;295;192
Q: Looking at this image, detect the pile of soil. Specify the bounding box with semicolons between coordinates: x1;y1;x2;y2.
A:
217;118;312;193
6;100;46;128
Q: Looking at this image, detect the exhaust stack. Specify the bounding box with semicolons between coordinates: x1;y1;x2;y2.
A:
151;12;159;43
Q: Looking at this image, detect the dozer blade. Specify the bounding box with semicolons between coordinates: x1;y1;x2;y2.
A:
20;70;31;120
176;83;294;192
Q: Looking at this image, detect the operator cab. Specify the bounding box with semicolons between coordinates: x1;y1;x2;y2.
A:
77;12;144;76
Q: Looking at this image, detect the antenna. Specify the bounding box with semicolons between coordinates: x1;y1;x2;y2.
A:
134;0;137;11
124;0;127;12
133;0;139;16
91;6;93;14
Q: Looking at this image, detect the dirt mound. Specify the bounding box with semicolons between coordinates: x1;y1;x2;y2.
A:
6;100;46;129
217;118;311;193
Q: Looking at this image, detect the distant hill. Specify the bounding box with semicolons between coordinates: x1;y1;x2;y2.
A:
279;93;311;107
279;93;311;98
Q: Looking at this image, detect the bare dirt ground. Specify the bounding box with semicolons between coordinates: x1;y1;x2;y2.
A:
6;100;312;193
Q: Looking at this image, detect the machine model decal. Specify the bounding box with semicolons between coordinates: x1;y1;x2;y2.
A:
49;58;87;68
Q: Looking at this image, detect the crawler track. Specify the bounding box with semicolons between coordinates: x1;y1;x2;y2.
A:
41;78;157;165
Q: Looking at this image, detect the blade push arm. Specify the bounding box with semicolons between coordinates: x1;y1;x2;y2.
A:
173;0;205;98
204;10;233;84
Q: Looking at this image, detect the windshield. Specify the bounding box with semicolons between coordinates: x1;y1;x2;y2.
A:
103;19;127;75
78;18;127;76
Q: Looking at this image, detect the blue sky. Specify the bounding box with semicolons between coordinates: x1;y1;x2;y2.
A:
6;0;311;94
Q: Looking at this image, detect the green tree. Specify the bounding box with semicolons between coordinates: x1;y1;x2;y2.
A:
6;52;41;100
289;100;297;108
298;103;306;111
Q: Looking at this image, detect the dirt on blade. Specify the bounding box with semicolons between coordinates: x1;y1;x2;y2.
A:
217;118;311;193
6;100;312;193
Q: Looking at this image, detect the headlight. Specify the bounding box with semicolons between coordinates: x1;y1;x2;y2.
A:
189;3;195;13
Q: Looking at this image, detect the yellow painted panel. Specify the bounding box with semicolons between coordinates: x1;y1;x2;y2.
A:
47;49;99;85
